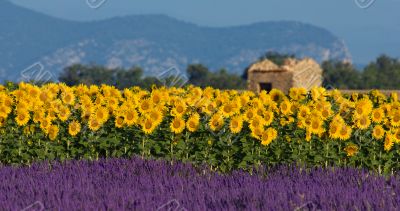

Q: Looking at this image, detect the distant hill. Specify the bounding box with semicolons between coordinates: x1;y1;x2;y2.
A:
0;0;351;81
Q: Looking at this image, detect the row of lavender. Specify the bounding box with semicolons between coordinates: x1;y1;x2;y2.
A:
1;157;399;210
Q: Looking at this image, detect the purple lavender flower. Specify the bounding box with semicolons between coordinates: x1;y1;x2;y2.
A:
0;158;399;210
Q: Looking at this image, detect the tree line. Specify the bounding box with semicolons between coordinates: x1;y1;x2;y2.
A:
58;63;246;90
12;52;400;90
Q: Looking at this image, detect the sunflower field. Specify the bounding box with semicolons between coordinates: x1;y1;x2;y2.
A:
1;82;400;173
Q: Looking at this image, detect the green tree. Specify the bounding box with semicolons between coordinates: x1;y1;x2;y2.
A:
361;55;400;89
187;64;245;89
322;60;361;89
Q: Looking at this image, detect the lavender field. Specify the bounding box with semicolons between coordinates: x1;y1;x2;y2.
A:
1;158;399;210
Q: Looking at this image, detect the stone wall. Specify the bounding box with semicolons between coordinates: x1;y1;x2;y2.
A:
248;71;294;93
292;60;323;89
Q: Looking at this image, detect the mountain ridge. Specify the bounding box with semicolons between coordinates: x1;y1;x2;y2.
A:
0;0;351;81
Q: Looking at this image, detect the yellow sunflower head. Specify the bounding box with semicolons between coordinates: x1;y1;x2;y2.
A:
355;115;371;130
88;117;102;132
15;110;30;126
354;98;373;117
263;110;274;126
384;134;394;151
172;101;187;117
338;125;352;141
186;113;200;132
344;144;358;157
57;106;71;122
372;125;385;140
389;110;400;127
170;117;185;134
371;108;385;123
209;113;224;132
142;118;156;134
124;109;138;126
48;124;59;141
138;98;152;114
68;121;81;137
329;122;341;139
229;115;243;134
279;100;292;116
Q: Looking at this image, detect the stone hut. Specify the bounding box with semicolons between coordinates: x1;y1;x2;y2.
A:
247;58;323;93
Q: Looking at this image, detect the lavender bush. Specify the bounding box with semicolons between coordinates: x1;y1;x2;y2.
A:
1;158;399;210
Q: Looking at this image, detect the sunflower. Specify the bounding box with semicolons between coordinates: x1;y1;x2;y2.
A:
88;117;102;132
372;125;385;140
203;102;217;115
220;102;236;117
354;115;371;130
384;134;394;151
297;105;310;120
300;116;312;129
305;130;312;141
389;110;400;127
92;106;109;124
251;98;263;109
209;113;224;131
289;87;307;101
186;113;200;132
308;117;324;135
229;115;243;134
172;101;187;117
243;108;256;122
94;94;104;105
114;115;125;128
170;117;185;134
27;86;40;99
321;108;332;120
39;90;53;103
68;120;81;136
142;118;156;134
249;115;265;131
138;98;152;114
263;110;274;126
16;101;28;112
251;126;264;139
148;109;164;126
150;90;163;105
2;95;13;108
39;117;52;133
106;97;119;111
344;144;358;157
311;87;326;101
328;122;341;139
57;106;71;122
80;107;92;122
371;108;385;123
260;130;272;146
48;125;59;141
394;129;400;144
260;127;278;145
124;109;138;126
0;105;12;118
239;94;250;107
61;90;75;105
338;125;352;141
354;98;373;117
269;89;284;102
279;100;292;116
15;110;30;126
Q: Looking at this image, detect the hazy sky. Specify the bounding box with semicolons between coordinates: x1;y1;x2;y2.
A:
9;0;400;63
